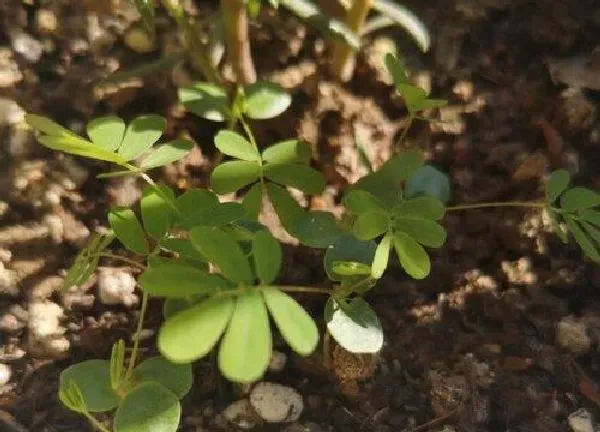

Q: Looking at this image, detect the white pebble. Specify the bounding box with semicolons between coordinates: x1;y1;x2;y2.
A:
29;302;64;338
250;382;303;423
556;316;591;355
97;267;138;306
268;351;287;372
223;399;261;430
0;262;18;296
568;408;594;432
0;363;11;385
10;31;43;63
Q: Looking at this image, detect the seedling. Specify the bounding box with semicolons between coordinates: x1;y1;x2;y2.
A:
25;52;600;431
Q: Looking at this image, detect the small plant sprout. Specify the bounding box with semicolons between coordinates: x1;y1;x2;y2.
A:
25;51;600;431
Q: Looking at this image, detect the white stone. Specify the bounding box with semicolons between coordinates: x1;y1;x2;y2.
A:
0;262;18;296
0;98;25;125
250;382;303;423
268;351;287;372
0;363;11;385
568;408;594;432
97;267;138;306
556;316;591;355
223;399;261;430
10;31;43;63
28;302;64;338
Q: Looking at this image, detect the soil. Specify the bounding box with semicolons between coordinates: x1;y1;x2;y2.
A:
2;0;600;431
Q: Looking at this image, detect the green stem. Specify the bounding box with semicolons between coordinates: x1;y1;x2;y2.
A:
395;114;413;152
83;412;110;432
445;201;546;212
221;0;256;85
125;291;149;380
269;285;332;295
98;253;147;270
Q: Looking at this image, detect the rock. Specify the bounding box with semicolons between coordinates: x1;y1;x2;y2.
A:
0;262;18;296
0;48;23;87
222;399;261;430
268;351;287;372
0;98;25;125
556;316;591;355
0;248;12;263
10;31;43;63
0;363;11;385
31;276;63;301
28;302;64;338
568;408;594;432
97;267;138;306
250;382;304;423
35;8;58;34
0;305;27;332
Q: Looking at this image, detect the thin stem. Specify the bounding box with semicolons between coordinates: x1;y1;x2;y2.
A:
83;412;110;432
125;291;149;380
139;172;181;216
271;285;332;295
98;253;147;270
221;0;256;85
395;115;413;152
445;201;546;212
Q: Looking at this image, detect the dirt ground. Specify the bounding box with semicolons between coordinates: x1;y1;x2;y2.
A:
1;0;600;431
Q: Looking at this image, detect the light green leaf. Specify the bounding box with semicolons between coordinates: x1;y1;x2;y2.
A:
132;356;193;398
325;297;383;353
59;360;119;412
371;233;392;279
295;211;346;248
393;231;430;279
158;296;234;363
37;134;126;164
393;196;445;220
262;139;312;165
564;216;600;262
180;202;245;228
178;83;230;122
59;380;87;414
134;0;155;35
163;297;195;319
262;287;318;355
118;115;166;161
242;183;263;219
397;83;427;112
87;116;126;151
190;226;254;284
141;185;173;239
110;339;126;391
139;264;229;297
343;190;386;214
176;189;219;215
114;382;180;432
243;81;292;120
26;113;77;136
252;230;282;284
264;163;325;195
219;291;271;383
324;234;377;281
394;217;447;248
384;53;409;86
560;187;600;212
214;130;260;161
138;139;193;169
331;261;372;277
160;237;207;262
353;211;389;240
211;161;260;194
405;165;451;203
108;207;149;254
266;183;305;234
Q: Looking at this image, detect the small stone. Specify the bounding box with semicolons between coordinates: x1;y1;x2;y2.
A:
97;267;138;306
268;351;287;372
556;316;591;355
0;48;22;87
0;98;25;125
124;25;155;53
0;262;18;296
250;382;304;423
0;363;11;385
10;31;43;63
0;312;25;333
30;276;63;300
223;399;261;430
43;214;64;243
0;248;12;263
28;302;64;338
568;408;594;432
35;9;58;34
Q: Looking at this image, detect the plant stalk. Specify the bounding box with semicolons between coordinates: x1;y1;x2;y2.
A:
221;0;256;85
84;412;111;432
445;201;546;212
331;0;372;81
98;253;147;270
125;291;149;380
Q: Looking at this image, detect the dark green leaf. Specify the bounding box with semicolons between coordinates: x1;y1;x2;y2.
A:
118;115;166;161
178;83;230;122
113;382;180;432
266;183;305;234
139;264;229;297
353;211;389;240
159;296;234;363
176;189;219;215
262;139;312;165
405;165;450;203
264;163;325;195
59;360;119;412
564;216;600;262
219;291;271;383
262;287;318;355
371;233;392;279
394;217;446;247
180;202;245;228
372;0;430;52
393;231;430;279
243;82;292;120
581;220;600;255
87;116;126;151
211;161;260;194
214;130;259;161
325;297;383;353
252;230;282;284
132;356;192;398
393;196;445;220
134;0;155;36
108;207;149;254
580;209;600;228
139;139;194;169
324;234;377;281
560;187;600;212
295;211;346;248
343;190;386;214
141;185;173;239
242;183;263;219
163;297;195;319
548;209;568;243
190;226;254;284
160;237;207;262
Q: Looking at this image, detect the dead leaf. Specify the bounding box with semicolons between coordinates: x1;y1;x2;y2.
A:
512;151;549;180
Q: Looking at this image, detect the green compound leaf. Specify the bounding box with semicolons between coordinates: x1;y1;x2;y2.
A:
393;231;430;279
372;1;430;52
243;81;292;120
62;233;113;291
139;264;229;297
384;52;409;86
180;202;245;229
114;382;180;432
371;233;392;279
405;165;451;204
108;207;149;255
564;216;600;262
159;296;234;363
138;139;193;169
266;183;305;234
295;211;346;248
37;134;127;164
325;297;383;353
59;360;119;412
252;230;282;284
262;287;318;355
262;139;312;165
160;237;207;262
242;183;263;219
397;82;427;111
176;189;219;214
264;163;325;195
59;380;88;414
393;196;445;220
87;116;126;151
394;217;447;248
331;261;372;277
26;113;74;136
141;185;173;239
118;115;166;161
343;190;386;214
560;187;600;212
353;211;390;240
211;160;260;194
214;130;260;162
190;226;254;284
325;234;377;281
546;170;571;204
178;83;230;122
580;209;600;228
219;291;271;383
132;356;192;399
